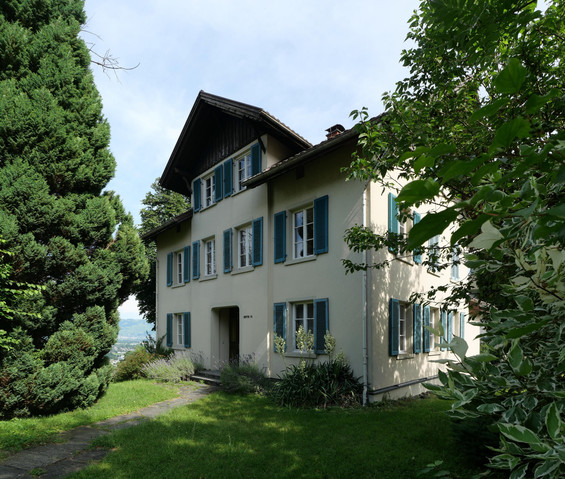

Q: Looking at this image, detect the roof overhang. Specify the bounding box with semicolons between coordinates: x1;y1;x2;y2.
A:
141;210;193;242
243;127;359;189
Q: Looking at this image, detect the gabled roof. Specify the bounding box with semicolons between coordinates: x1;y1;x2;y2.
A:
160;91;311;196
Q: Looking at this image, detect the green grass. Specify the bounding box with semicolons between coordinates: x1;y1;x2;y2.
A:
68;393;481;479
0;380;181;453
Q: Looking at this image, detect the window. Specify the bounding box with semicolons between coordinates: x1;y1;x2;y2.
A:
389;298;413;356
175;251;183;285
430;307;439;351
205;238;216;276
428;235;440;272
204;175;215;208
399;303;408;353
451;246;460;280
238;225;252;268
293;302;314;350
235;152;252;193
273;299;329;354
176;313;183;346
293;206;314;259
388;192;420;260
166;312;190;348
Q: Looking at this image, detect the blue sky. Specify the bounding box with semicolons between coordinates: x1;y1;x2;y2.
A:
82;0;420;319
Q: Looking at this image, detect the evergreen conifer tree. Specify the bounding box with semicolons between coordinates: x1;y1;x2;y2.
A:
0;0;149;418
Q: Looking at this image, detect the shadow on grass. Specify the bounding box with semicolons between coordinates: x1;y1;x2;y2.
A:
69;393;480;479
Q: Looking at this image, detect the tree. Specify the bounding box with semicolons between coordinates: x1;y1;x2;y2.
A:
0;0;148;418
134;178;191;326
346;0;564;476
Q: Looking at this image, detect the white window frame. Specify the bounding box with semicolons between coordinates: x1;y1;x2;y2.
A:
292;206;314;259
234;151;252;193
175;250;183;285
205;238;216;276
399;303;408;353
292;301;314;351
237;225;252;268
203;174;215;208
175;313;183;346
451;246;460;280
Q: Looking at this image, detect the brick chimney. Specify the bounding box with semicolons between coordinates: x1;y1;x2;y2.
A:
325;124;345;140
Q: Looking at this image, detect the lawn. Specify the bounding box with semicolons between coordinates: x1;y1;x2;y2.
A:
68;392;479;479
0;379;181;453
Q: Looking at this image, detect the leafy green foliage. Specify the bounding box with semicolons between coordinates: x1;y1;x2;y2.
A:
0;0;148;417
113;347;154;382
134;178;191;326
346;0;565;475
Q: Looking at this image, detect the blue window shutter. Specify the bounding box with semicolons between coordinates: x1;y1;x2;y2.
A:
460;312;465;340
223;228;232;273
274;211;286;263
214;165;223;202
193;178;201;212
166;252;173;286
314;298;329;354
273;303;286;352
388;193;399;253
389;298;400;356
252;217;263;266
440;310;447;351
183;312;191;348
192;241;200;279
413;212;422;263
423;305;431;353
413;303;422;354
183;246;191;283
166;313;173;347
251;143;261;176
313;195;329;254
224;159;233;197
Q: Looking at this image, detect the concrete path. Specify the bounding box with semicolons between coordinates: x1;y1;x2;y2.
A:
0;384;217;479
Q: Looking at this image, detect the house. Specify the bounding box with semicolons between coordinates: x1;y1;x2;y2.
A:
144;91;481;402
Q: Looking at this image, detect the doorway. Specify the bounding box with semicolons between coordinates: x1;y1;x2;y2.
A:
218;306;239;364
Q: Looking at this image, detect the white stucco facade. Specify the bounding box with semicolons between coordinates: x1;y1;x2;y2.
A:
150;92;481;402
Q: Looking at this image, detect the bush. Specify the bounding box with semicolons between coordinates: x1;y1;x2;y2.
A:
142;351;195;382
141;333;173;358
220;358;268;395
272;359;362;408
113;347;154;382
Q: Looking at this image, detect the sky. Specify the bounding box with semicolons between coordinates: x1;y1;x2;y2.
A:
81;0;421;319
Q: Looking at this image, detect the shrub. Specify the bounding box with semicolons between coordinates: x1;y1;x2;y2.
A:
141;333;173;358
271;358;363;408
142;351;195;382
113;347;154;382
220;357;268;395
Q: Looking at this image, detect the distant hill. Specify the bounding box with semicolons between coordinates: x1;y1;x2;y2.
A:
118;318;151;340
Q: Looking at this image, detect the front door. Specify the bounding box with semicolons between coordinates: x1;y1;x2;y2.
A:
228;307;239;362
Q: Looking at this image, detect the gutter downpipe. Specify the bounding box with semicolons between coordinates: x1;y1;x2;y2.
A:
362;182;369;406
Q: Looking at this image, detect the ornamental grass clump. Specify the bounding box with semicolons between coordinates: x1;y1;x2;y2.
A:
272;330;362;408
142;351;195;382
220;355;268;395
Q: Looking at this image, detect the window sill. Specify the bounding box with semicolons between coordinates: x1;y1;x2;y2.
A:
172;283;185;289
396;353;415;360
428;351;442;357
427;269;440;277
285;255;316;266
231;266;254;276
200;274;217;282
284;352;321;359
394;256;414;266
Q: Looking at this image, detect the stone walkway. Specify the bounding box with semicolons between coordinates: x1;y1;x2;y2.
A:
0;384;217;479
